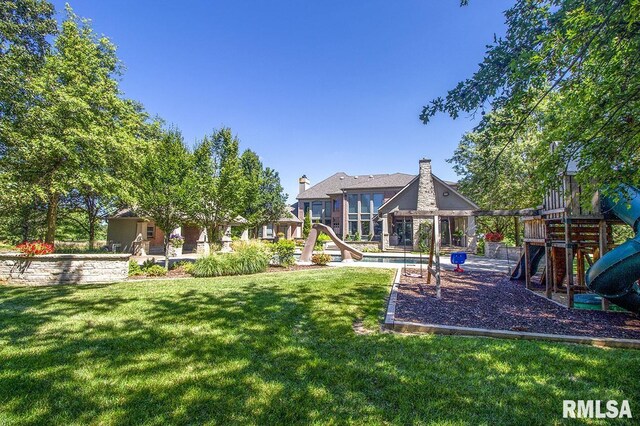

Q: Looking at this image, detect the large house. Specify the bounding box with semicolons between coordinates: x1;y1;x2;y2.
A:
294;158;478;251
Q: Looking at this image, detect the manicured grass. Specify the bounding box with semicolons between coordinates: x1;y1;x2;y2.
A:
0;268;638;425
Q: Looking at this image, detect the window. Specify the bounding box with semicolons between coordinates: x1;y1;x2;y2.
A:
146;225;154;239
373;193;384;213
265;224;274;238
361;194;371;213
333;198;341;211
311;201;322;219
303;202;310;215
361;221;371;237
349;221;358;236
348;194;358;213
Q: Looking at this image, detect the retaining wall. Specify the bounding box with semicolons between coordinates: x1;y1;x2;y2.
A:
0;253;130;285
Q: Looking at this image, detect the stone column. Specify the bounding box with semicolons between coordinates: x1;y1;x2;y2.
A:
466;216;478;254
381;214;389;250
196;228;210;256
240;228;249;241
414;158;438;251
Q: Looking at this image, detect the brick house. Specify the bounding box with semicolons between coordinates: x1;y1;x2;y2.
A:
294;158;478;251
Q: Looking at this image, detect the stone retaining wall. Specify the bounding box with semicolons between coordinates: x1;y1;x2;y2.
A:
484;241;522;262
325;241;380;251
0;253;130;285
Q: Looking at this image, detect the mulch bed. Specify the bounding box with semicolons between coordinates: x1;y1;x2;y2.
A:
395;269;640;340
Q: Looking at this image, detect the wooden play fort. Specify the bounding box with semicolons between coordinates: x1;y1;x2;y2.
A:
520;172;618;309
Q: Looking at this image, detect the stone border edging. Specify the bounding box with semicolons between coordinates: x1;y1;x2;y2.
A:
383;271;640;350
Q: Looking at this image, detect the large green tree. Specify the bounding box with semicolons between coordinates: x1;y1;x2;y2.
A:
422;0;640;202
1;7;144;243
240;149;287;236
136;128;193;268
190;128;245;243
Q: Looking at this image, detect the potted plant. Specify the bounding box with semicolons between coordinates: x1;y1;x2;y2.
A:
168;233;185;257
452;229;464;246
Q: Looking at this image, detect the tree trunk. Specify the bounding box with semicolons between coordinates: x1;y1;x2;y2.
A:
88;219;95;250
45;193;59;244
163;234;169;270
514;216;521;247
86;195;96;250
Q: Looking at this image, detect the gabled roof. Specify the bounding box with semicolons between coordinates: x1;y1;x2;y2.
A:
297;172;415;199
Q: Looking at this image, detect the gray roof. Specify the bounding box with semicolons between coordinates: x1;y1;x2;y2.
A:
297;172;416;199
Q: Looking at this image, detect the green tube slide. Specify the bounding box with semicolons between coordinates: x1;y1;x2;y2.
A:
585;185;640;313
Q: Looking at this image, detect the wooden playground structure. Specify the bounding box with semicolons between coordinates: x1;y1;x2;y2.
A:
521;172;618;309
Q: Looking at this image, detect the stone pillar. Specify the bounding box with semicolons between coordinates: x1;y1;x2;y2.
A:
466;216;478;253
381;214;389;250
414;159;438;251
196;229;210;256
417;158;437;211
240;228;249;241
220;225;233;253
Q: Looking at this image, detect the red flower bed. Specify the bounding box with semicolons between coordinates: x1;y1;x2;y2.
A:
16;241;55;256
484;232;504;242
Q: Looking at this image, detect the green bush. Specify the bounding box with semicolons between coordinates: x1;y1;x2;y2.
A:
273;239;296;267
141;258;157;270
311;253;332;265
182;262;194;275
191;243;270;277
128;260;143;276
145;265;167;276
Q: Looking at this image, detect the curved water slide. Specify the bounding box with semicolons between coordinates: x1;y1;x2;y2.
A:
585;185;640;313
299;223;364;263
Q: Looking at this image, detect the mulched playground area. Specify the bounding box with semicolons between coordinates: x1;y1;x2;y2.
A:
395;269;640;340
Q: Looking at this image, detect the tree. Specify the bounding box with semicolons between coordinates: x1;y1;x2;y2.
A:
422;0;640;202
303;210;311;239
136;128;193;269
240;149;287;236
0;0;57;118
0;7;144;243
190;128;245;243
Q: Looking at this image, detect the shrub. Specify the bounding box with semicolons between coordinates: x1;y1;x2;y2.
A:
303;211;311;238
128;260;143;276
16;241;54;256
273;239;296;267
354;232;361;241
311;253;332;265
191;243;270;277
182;262;195;275
170;260;192;271
141;258;157;270
145;265;168;276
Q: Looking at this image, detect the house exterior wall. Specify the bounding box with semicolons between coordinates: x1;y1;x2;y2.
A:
106;218;138;252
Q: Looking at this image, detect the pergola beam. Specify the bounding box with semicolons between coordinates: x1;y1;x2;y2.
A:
391;208;540;218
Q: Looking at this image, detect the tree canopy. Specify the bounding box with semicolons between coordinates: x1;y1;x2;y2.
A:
1;6;145;243
423;0;640;203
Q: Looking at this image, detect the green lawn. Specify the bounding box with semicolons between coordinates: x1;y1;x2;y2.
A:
0;268;638;425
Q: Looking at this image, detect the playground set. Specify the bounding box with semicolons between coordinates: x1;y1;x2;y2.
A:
513;172;640;314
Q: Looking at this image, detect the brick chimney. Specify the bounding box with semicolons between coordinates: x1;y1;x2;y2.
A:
417;158;437;210
298;175;310;195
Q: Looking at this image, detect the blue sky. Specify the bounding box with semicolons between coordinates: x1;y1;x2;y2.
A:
51;1;511;202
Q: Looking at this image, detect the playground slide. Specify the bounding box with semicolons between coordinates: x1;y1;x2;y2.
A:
585;184;640;313
510;245;545;280
299;223;364;263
